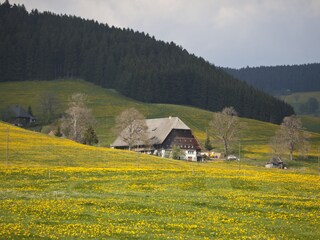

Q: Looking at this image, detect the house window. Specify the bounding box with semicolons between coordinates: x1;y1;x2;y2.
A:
188;151;194;154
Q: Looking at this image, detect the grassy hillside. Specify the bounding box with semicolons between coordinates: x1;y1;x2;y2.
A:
0;122;319;239
281;91;320;107
1;80;320;162
280;91;320;133
281;91;320;115
0;121;186;169
299;115;320;133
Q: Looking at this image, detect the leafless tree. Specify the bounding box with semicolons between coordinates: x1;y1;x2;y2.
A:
269;132;286;159
115;108;148;150
209;107;241;157
38;91;61;124
61;93;95;143
271;115;309;161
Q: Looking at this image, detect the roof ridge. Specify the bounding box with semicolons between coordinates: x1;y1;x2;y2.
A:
111;116;190;147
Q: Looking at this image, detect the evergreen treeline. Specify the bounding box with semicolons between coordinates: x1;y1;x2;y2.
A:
224;64;320;95
0;1;294;124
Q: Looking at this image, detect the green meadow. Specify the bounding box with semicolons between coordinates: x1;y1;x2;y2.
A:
1;79;320;164
280;91;320;118
281;91;320;109
0;80;319;239
0;122;319;239
280;91;320;134
299;115;320;133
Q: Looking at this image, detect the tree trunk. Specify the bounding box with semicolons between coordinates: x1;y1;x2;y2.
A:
223;138;228;157
73;116;78;141
289;143;293;160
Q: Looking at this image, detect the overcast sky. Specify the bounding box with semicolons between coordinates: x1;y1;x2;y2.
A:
8;0;320;68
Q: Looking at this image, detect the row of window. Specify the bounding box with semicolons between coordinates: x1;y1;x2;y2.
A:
176;139;193;143
166;145;195;149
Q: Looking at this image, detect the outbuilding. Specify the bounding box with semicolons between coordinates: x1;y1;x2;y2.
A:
2;105;36;127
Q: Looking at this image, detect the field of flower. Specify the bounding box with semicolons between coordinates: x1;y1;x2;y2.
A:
0;122;319;239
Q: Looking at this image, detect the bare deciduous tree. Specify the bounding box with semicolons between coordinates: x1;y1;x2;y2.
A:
38;91;61;124
209;107;241;157
61;93;95;143
115;108;148;150
271;115;309;161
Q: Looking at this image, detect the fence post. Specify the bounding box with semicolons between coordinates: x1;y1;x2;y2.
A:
6;127;9;165
238;141;241;170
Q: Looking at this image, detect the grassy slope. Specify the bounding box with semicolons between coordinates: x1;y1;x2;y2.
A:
1;80;320;162
300;115;320;133
0;122;319;239
280;92;320;133
281;91;320;108
0;121;187;169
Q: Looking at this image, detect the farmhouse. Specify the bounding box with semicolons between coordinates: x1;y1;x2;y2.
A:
111;117;202;161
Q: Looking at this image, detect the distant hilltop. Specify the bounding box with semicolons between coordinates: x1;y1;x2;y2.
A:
0;1;294;124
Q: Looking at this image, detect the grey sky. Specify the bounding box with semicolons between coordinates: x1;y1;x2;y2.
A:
8;0;320;68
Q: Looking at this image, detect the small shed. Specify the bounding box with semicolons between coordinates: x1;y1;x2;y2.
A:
265;157;285;169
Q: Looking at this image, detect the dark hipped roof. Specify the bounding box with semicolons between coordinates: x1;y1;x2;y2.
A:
111;117;190;147
9;105;34;119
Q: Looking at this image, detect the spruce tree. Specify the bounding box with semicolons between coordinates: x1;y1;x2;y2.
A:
83;126;99;145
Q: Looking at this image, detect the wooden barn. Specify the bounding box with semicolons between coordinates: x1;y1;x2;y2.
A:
111;117;202;161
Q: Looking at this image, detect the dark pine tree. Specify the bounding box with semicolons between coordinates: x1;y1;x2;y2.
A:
83;126;99;145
